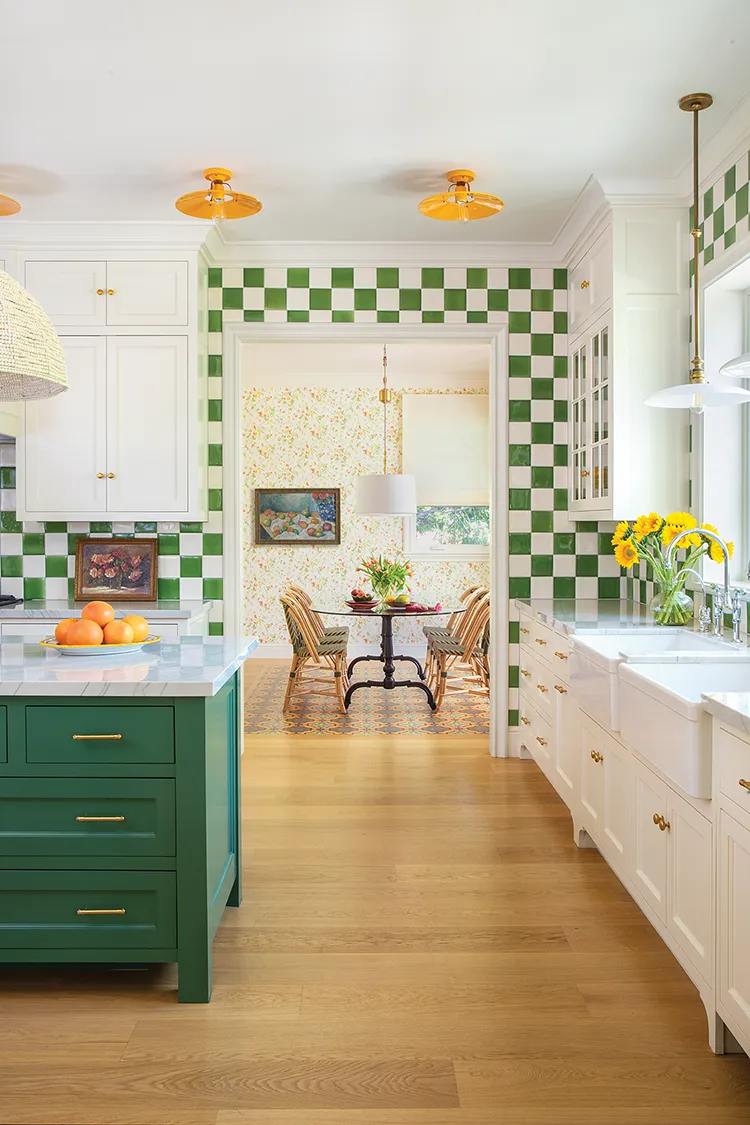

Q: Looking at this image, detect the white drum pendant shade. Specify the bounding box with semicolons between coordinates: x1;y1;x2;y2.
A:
0;271;67;400
355;473;417;516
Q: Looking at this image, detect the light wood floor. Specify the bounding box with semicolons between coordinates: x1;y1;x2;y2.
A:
1;662;750;1123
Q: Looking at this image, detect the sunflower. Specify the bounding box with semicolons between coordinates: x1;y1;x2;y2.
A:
710;540;734;564
632;512;663;541
661;511;700;548
614;540;639;569
611;520;630;546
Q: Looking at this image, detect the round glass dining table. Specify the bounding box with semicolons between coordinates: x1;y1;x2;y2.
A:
313;601;465;711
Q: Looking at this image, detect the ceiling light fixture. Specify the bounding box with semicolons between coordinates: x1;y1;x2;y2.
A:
0;271;67;400
354;345;417;517
646;95;750;414
175;167;262;223
0;195;20;217
418;169;503;224
719;351;750;380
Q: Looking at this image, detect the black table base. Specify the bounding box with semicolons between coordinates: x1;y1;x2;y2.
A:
344;613;437;711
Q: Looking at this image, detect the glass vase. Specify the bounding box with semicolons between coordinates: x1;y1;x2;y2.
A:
649;585;694;626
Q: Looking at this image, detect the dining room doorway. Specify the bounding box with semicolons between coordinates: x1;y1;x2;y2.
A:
222;325;508;756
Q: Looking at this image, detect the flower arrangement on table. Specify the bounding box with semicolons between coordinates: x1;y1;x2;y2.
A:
356;553;413;606
612;511;733;626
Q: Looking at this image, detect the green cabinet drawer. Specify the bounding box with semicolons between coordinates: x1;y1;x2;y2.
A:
26;706;175;765
0;778;176;857
0;706;6;763
0;870;176;949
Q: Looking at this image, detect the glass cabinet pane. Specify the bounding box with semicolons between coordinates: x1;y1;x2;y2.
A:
602;382;609;441
592;389;600;443
601;327;609;383
573;453;580;501
580;344;588;396
580;451;589;499
601;443;609;497
573;351;579;399
592;333;600;388
592;446;600;497
573;401;580;451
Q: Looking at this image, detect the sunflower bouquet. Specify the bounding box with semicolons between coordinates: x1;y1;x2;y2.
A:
612;512;734;626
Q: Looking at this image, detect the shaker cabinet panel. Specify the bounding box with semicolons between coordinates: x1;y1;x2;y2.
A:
631;756;668;925
106;262;188;326
24;261;107;326
719;808;750;1043
668;794;712;982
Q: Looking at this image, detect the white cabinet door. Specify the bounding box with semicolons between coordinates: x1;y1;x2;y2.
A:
106;262;188;326
668;794;712;982
631;755;668;925
24;261;107;326
580;721;605;832
554;686;578;800
19;337;107;518
105;336;188;515
602;731;631;873
719;808;750;1042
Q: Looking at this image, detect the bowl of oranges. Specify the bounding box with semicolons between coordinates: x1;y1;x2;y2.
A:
40;602;160;657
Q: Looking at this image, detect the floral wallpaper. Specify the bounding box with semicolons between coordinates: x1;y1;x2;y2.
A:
241;386;490;644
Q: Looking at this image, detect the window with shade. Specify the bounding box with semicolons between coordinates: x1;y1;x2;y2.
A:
402;392;490;557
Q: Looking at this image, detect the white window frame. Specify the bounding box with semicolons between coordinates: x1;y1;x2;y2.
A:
404;507;490;561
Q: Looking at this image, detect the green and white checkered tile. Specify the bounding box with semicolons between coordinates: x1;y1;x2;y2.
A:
698;149;750;270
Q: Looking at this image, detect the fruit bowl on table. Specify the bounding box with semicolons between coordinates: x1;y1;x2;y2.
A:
40;636;161;658
346;599;378;610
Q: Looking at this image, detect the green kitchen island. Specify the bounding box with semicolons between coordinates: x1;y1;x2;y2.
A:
0;634;257;1002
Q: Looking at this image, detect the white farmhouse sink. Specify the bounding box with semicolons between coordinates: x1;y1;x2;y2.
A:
619;662;750;798
570;631;749;733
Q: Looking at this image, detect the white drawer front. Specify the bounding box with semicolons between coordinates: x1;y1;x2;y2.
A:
716;725;750;825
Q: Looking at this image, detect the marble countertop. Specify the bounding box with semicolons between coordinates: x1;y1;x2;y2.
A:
0;599;212;621
515;598;658;636
702;693;750;735
0;635;258;696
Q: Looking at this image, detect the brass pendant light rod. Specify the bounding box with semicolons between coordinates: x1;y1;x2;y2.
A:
679;92;713;386
378;344;393;474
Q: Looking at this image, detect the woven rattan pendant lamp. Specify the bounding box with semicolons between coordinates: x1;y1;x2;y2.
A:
0;271;67;400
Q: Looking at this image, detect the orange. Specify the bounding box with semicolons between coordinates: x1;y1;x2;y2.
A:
54;618;77;645
81;601;115;628
122;615;149;642
103;620;134;646
66;619;104;647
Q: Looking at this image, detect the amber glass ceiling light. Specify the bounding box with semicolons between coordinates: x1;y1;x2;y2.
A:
0;195;20;217
418;170;503;223
646;95;750;413
175;168;262;223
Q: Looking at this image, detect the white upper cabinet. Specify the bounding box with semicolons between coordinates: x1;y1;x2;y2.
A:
23;260;188;328
568;230;612;336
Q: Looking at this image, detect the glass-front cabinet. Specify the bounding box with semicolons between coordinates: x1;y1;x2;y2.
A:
570;313;610;514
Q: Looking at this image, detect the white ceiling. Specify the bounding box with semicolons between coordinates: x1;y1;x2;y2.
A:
241;341;490;387
4;0;750;243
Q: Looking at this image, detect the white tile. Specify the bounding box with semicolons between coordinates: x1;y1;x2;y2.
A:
530;576;554;599
264;309;287;324
443;268;467;289
112;523;135;535
377;288;399;311
529;400;554;423
400;310;421;325
509;510;531;532
531;533;553;554
310;309;333;324
264;267;286;289
157;522;179;534
242;287;265;310
208;466;223;489
202;555;223;578
208;421;223;444
530;355;554;378
178;577;203;600
21;520;43;534
67;556;76;577
208;601;223;622
531;311;554;334
509;422;531;444
158;556;179;579
354;267;377;289
399;267;421;289
286;287;308;311
223;309;243;324
356;309;378;324
207;376;222;400
222;267;243;288
487;267;508;289
510;334;531;354
0;490;15;512
553;466;569;489
22;555;44;578
0;534;21;555
724;194;736;230
1;578;22;599
44;533;68;556
531;444;554;466
509;555;531;577
421;288;443;311
553;333;567;356
444;310;467;325
179;533;203;555
309;267;331;289
508;377;531;399
508;289;531;312
576;577;599;599
553;289;567;312
0;444;15;467
488;310;508;325
331;288;355;310
44;577;69;600
207;288;222;312
466;288;487;311
554;554;576;577
509;467;531;489
207;332;222;354
531;268;554;289
531;489;554;510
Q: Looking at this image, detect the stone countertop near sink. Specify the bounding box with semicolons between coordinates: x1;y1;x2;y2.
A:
515;598;664;637
701;692;750;736
0;635;258;697
0;599;212;621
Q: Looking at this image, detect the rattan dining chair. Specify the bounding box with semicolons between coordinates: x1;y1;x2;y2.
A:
280;590;349;714
286;584;349;644
423;586;488;686
425;591;491;711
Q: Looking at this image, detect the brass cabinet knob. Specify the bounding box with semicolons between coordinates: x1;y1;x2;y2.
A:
739;779;750;792
520;716;531;726
554;685;568;694
96;472;104;479
521;669;531;677
519;627;530;634
107;472;115;479
554;651;568;660
653;812;661;826
653;812;670;832
581;469;590;478
535;638;547;646
581;280;590;289
536;737;548;746
590;749;603;763
537;684;548;693
107;289;115;295
96;288;104;295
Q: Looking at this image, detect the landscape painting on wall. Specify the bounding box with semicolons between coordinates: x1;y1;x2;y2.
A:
74;538;158;601
254;489;341;545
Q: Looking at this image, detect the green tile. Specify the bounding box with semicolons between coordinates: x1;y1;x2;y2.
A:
67;533;85;555
203;577;223;601
713;204;725;239
725;225;737;250
508;311;530;333
0;467;15;489
208;354;222;377
553;269;567;289
509;268;531;289
509;400;531;422
531;422;553;443
179;523;202;533
703;185;713;219
508;708;519;729
377;310;399;323
158;578;179;600
207;268;222;288
553;444;567;467
509;488;531;511
1;556;22;578
531;379;554;400
704;244;715;266
576;555;598;577
377;268;399;288
423;311;445;323
531;289;553;312
208;621;224;636
532;334;554;356
332;268;354;288
243;309;264;322
202;533;223;555
45;555;67;578
332;310;354;323
265;288;286;310
222;288;242;310
725;165;736;200
736;182;748;221
67;577;75;598
531;466;553;489
553;489;568;511
400;289;421;311
553;577;576;599
44;522;67;533
287;310;309;323
487;289;508;311
22;533;44;555
466;268;487;289
509;356;531;378
599;532;614;555
89;522;112;534
508;664;519;689
509;577;531;600
531;510;553;533
208;310;222;333
208;399;222;422
553;356;568;379
287;268;309;288
509;444;531;466
243;268;264;288
598;577;621;600
180;556;202;578
309;289;332;310
158;534;179;555
208;489;223;512
23;577;46;601
508;620;520;645
509;532;531;555
467;311;487;324
208;444;223;467
444;289;466;311
1;511;21;532
354;289;376;310
553;311;567;334
530;554;553;578
577;521;598;532
421;268;444;289
553;400;568;422
553;533;575;554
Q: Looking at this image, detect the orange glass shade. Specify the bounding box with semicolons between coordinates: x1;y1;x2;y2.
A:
175;168;262;221
0;194;21;217
419;170;503;222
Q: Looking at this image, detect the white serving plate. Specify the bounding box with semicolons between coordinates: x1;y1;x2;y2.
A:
39;635;161;658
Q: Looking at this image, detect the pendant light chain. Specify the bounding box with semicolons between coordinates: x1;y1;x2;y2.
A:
378;344;392;475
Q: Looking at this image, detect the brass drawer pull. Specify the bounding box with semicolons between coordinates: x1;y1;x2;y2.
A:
536;737;548;746
96;288;104;295
580;280;590;289
107;288;115;295
739;779;750;792
581;469;590;478
590;749;603;763
76;908;126;916
519;627;530;634
535;638;547;646
537;684;548;693
75;816;125;823
653;812;670;832
72;734;122;741
520;716;531;726
521;669;531;677
554;685;568;694
554;651;568;660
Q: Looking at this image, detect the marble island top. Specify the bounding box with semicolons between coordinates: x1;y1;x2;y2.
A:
0;599;212;621
515;598;659;636
701;693;750;735
0;636;258;697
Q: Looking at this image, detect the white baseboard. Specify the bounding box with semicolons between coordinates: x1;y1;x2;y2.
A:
250;643;429;660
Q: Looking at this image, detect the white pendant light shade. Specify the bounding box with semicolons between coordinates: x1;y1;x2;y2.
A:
355;473;417;516
645;382;750;411
719;352;750;379
0;271;67;400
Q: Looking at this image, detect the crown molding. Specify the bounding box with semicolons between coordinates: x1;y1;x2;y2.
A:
0;220;208;252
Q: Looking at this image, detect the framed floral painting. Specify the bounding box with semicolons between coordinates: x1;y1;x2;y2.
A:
254;488;341;545
74;538;158;601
